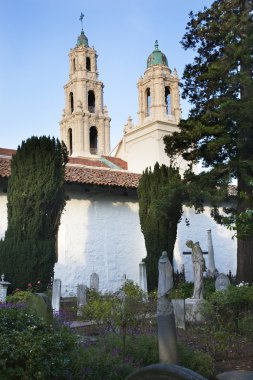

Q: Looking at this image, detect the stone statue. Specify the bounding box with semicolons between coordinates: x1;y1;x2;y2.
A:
158;251;174;298
186;240;206;299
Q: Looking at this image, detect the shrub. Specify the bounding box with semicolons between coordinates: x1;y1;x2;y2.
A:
0;305;80;379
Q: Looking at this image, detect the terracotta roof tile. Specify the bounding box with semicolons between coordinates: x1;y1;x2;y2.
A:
68;157;106;167
102;156;128;170
0;157;11;178
0;148;16;157
65;165;140;188
0;155;139;188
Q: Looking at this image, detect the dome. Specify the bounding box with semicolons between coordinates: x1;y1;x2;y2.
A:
76;29;89;47
147;40;168;68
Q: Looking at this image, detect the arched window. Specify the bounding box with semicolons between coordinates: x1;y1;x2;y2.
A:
73;58;76;72
88;90;95;113
69;92;74;113
90;126;98;155
165;86;171;114
146;88;151;116
68;128;73;155
86;57;91;71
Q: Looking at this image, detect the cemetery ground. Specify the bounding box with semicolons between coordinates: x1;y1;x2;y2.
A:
1;279;253;379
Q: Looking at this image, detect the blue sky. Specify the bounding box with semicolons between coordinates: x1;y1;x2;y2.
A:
0;0;214;151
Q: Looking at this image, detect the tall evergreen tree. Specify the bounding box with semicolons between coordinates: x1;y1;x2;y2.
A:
164;0;253;282
138;163;183;290
0;136;68;290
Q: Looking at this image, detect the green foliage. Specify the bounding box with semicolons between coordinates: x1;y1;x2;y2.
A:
0;136;68;291
82;281;151;354
72;333;215;379
204;283;253;334
0;305;80;379
170;282;193;299
164;0;253;282
178;344;215;378
138;163;184;290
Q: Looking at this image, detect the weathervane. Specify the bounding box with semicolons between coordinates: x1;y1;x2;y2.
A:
79;12;84;30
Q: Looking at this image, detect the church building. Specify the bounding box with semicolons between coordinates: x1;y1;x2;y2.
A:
0;26;237;296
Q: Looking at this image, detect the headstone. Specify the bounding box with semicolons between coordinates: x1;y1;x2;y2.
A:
29;293;53;324
124;363;208;380
207;229;219;278
185;240;206;299
215;273;230;291
185;298;205;322
172;299;185;330
90;273;99;291
139;262;148;295
51;278;61;313
157;251;178;364
0;274;10;303
77;284;87;317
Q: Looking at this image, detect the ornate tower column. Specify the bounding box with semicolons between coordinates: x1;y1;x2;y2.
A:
60;20;111;157
115;41;182;173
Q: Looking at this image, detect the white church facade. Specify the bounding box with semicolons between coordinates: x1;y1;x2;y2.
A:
0;27;237;296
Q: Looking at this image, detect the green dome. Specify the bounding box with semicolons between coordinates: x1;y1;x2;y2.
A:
76;29;89;47
147;40;168;68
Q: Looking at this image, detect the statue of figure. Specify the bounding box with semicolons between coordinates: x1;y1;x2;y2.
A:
186;240;206;299
158;251;173;298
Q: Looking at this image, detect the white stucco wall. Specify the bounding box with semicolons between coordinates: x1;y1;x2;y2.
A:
55;189;146;296
0;189;237;297
174;206;237;282
0;189;7;240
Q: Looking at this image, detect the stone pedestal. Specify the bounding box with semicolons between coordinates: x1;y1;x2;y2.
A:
172;299;185;329
185;298;205;322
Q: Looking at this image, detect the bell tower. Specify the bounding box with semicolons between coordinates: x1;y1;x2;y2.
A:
114;41;182;173
60;18;110;157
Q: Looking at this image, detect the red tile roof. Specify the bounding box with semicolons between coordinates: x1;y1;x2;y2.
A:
65;165;140;188
0;157;11;178
0;148;139;189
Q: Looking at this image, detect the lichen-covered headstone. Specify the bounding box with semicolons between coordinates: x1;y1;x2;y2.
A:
215;273;230;291
51;278;61;313
77;284;87;317
90;273;99;291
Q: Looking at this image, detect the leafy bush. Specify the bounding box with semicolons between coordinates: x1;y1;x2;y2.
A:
170;281;193;299
82;281;152;353
178;344;215;378
204;283;253;334
0;305;80;379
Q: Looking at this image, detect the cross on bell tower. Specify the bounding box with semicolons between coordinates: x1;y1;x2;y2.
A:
60;15;111;157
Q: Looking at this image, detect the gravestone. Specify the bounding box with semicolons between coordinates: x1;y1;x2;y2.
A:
215;273;230;291
206;229;219;278
172;299;185;330
0;274;10;303
157;251;178;364
124;363;208;380
139;262;148;298
90;273;99;291
51;278;61;313
77;284;87;317
29;293;53;324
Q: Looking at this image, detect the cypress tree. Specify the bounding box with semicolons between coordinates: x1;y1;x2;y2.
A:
164;0;253;283
138;163;183;291
0;136;68;291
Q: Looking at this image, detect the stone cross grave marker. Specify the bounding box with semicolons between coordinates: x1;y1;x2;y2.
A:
52;278;61;313
90;273;99;291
